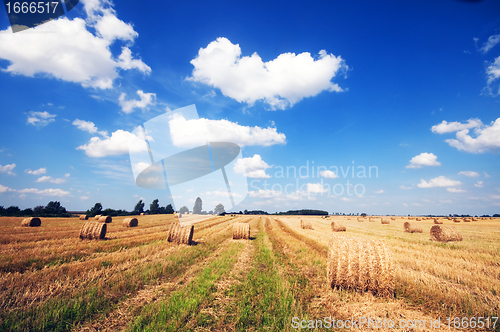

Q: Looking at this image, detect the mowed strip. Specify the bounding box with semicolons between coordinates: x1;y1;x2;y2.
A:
0;215;237;331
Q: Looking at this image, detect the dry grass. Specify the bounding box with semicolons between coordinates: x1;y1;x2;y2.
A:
404;221;423;233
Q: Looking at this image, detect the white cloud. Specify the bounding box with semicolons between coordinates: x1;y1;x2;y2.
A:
17;188;71;197
0;1;149;90
169;115;286;148
447;187;466;193
486;56;500;93
458;171;480;178
188;37;347;110
306;183;328;194
80;196;90;200
490;195;500;200
411;202;423;207
474;181;484;188
118;90;156;114
417;176;462;188
27;111;56;127
406;152;441;169
399;185;413;190
0;163;16;176
484;172;491;178
340;197;350;202
438;118;500;153
233;154;271;178
72;119;108;136
36;174;69;184
479;34;500;54
431;118;482;134
319;170;338;178
374;189;384;194
0;184;14;193
77;129;149;157
403;203;409;207
25;168;47;175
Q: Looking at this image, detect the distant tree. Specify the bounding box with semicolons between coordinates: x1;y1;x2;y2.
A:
214;203;225;215
150;199;160;215
361;213;367;217
44;201;67;216
244;209;248;215
494;214;500;218
193;197;203;214
133;200;145;215
5;206;20;216
201;210;207;215
0;206;4;215
164;204;174;214
21;208;33;216
87;203;103;217
33;205;44;216
208;210;213;215
179;206;189;214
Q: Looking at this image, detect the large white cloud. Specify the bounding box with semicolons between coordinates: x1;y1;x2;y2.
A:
0;1;150;89
25;168;46;175
188;37;347;110
77;129;149;157
417;176;462;188
431;119;482;134
0;163;16;176
406;152;441;169
36;174;70;184
169;115;286;148
118;90;156;114
458;171;480;178
233;154;271;178
17;188;71;197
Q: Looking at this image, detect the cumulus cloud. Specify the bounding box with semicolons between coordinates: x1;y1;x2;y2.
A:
458;171;480;178
406;152;441;169
0;184;14;193
431;119;482;134
0;1;150;89
25;168;46;175
17;188;71;197
36;173;70;184
417;176;462;188
486;56;500;94
399;185;413;190
319;170;338;178
375;189;384;194
77;129;149;157
188;37;347;110
479;34;500;54
118;90;156;114
447;187;466;193
306;183;328;194
432;117;500;153
27;111;56;127
474;181;484;188
169;115;286;148
73;119;108;136
0;163;16;176
233;154;271;178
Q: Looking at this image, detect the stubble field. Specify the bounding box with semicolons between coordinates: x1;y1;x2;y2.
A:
0;214;499;331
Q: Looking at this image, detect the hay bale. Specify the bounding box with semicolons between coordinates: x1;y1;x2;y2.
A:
300;219;313;230
79;222;106;240
381;219;390;224
98;216;112;223
430;225;462;242
123;218;138;227
327;234;394;297
79;215;88;220
453;218;460;223
433;218;443;224
357;217;364;222
233;222;251;239
463;218;471;222
167;221;193;245
167;221;180;242
368;217;375;222
21;217;41;227
140;212;144;216
94;215;102;220
390;217;396;220
331;221;346;232
416;217;422;221
404;222;423;233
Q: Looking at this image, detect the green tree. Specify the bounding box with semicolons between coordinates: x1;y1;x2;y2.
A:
133;200;145;215
165;204;174;214
87;203;103;217
150;199;160;214
214;203;225;215
179;206;189;214
193;197;202;214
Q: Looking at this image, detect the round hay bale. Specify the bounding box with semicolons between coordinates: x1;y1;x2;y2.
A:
416;217;422;221
21;217;41;227
98;216;112;223
140;212;144;216
433;218;443;224
327;234;394;297
404;222;423;233
463;218;471;222
430;225;462;242
453;218;460;223
368;217;375;222
79;222;106;240
357;217;364;222
381;219;390;224
300;219;313;230
79;215;88;220
94;215;102;220
233;223;250;239
330;221;346;232
123;218;138;227
167;221;180;243
390;217;396;220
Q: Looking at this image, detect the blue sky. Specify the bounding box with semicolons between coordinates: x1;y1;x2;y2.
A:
0;0;499;215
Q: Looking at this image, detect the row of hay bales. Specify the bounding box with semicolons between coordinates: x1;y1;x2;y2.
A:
404;222;462;241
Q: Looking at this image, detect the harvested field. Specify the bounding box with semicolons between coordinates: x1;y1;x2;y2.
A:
0;215;498;331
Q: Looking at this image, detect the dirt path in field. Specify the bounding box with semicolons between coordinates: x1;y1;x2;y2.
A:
73;217;248;332
269;217;465;332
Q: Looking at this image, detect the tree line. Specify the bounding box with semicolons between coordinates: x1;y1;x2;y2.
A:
0;201;70;217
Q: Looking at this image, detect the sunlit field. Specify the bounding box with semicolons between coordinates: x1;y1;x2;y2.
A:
0;215;498;331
